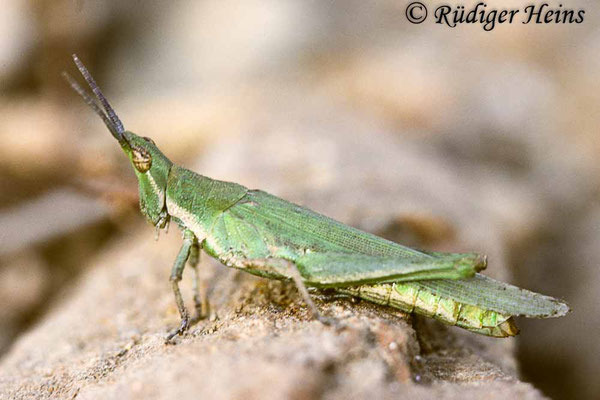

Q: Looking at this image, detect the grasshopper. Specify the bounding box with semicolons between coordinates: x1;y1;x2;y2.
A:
63;54;569;341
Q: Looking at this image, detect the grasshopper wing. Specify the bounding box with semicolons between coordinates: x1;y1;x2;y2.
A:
212;190;568;320
212;190;485;283
416;274;570;318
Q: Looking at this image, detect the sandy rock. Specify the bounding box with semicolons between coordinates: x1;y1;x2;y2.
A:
0;98;545;399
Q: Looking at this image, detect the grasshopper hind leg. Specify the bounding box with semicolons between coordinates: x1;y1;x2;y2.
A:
241;257;340;327
286;261;332;325
279;260;341;327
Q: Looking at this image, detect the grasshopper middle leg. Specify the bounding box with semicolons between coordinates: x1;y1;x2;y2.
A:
188;240;210;320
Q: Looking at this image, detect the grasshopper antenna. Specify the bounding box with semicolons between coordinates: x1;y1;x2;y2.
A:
62;54;127;144
61;71;122;141
71;54;124;134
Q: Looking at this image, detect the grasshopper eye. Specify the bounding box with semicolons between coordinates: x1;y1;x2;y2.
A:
132;146;152;173
143;136;155;145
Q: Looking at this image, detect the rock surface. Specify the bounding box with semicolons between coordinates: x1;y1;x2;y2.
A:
0;100;546;399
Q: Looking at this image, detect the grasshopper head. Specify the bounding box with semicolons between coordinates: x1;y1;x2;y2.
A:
64;54;172;226
121;131;173;225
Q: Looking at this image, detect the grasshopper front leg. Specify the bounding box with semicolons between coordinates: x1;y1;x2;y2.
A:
166;229;196;342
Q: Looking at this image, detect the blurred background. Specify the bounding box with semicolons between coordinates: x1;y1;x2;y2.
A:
0;1;597;398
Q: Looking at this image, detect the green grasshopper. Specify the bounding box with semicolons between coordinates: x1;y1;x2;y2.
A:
63;54;569;341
